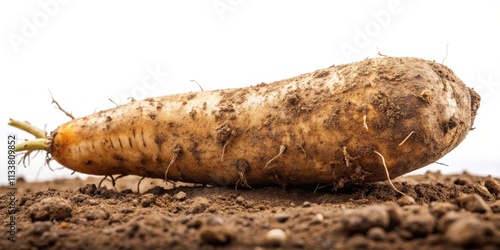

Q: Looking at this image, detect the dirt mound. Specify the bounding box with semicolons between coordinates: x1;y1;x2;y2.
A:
1;171;500;249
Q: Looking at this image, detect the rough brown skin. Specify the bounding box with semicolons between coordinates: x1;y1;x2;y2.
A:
48;57;480;187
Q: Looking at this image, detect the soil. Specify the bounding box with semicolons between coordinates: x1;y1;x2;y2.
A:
1;172;500;249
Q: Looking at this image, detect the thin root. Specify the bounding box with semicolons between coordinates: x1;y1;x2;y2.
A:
115;174;127;181
165;154;178;182
220;130;235;162
221;140;229;162
49;90;75;119
313;183;332;193
298;143;307;156
137;176;146;193
109;175;118;192
45;154;54;168
235;175;251;190
264;144;286;169
108;98;119;107
377;47;388;57
343;146;350;167
363;114;368;131
97;175;121;192
190;80;204;92
165;145;183;182
18;150;36;167
343;146;359;167
442;43;449;64
398;131;415;146
434;161;449;167
46;159;57;171
234;159;251;190
373;150;407;197
98;175;111;189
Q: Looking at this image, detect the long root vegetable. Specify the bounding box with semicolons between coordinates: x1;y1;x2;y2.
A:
11;57;480;187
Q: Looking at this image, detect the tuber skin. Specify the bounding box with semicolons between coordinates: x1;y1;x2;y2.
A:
12;57;480;188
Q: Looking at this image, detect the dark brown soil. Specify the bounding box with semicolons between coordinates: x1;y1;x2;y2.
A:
2;171;500;249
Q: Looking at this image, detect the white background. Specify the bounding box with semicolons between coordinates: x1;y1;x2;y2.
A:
1;0;499;185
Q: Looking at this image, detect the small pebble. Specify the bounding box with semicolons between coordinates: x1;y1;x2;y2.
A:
174;191;187;201
484;178;500;195
453;178;469;185
472;184;493;199
342;205;390;234
397;196;416;206
302;201;312;207
60;221;68;229
236;196;245;203
314;213;324;223
274;213;290;223
205;215;224;226
87;199;100;206
456;194;491;214
265;228;287;246
367;227;386;241
200;225;234;245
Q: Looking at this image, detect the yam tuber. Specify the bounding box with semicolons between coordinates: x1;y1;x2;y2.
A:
10;57;480;188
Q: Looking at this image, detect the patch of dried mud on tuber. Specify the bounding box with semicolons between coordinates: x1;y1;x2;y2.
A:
1;172;500;249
